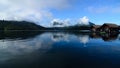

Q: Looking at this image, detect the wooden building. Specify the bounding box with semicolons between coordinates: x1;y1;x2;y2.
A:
91;23;119;33
99;23;119;32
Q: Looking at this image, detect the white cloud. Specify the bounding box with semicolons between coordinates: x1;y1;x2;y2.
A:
0;0;70;25
51;19;63;27
78;16;89;25
51;18;70;27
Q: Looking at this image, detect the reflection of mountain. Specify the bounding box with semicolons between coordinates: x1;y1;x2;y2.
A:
0;31;119;42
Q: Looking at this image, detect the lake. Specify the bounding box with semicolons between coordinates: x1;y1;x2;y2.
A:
0;31;120;68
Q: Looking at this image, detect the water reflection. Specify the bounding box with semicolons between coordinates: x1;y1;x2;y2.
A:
90;32;119;41
0;31;53;63
51;32;69;42
49;32;119;42
0;31;120;68
49;32;90;46
0;31;44;40
0;31;119;42
78;35;89;47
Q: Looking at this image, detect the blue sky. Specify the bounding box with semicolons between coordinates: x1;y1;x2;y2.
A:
0;0;120;26
50;0;120;25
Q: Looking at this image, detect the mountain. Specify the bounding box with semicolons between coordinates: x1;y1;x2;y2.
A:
0;20;45;31
65;21;95;30
46;21;95;31
0;20;95;31
89;22;95;26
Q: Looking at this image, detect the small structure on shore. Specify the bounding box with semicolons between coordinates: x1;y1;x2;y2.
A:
91;23;119;32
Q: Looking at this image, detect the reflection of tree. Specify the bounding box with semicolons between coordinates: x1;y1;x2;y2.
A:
0;30;119;42
0;31;44;40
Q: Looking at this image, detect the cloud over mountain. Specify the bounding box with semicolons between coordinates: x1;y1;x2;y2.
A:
0;0;70;25
78;16;90;25
51;18;70;27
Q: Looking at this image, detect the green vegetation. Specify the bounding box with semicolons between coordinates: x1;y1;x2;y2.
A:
0;20;45;31
100;32;106;34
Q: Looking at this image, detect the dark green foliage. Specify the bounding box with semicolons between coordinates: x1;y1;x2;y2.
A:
0;20;45;31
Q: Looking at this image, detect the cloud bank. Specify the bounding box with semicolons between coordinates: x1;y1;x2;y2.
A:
0;0;70;25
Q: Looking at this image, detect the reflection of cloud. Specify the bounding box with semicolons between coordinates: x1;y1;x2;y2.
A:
0;34;53;62
0;32;91;63
50;33;69;42
78;35;89;45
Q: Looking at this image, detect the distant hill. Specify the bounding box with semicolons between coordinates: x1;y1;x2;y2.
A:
46;22;95;31
66;21;95;30
0;20;45;31
0;20;95;31
89;22;95;26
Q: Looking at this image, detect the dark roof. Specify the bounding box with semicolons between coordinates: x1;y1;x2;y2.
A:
103;23;119;28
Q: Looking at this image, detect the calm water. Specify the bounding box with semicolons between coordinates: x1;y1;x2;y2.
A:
0;31;120;68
